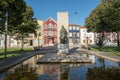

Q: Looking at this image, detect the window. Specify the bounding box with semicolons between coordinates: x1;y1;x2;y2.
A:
44;25;47;29
39;32;41;36
45;33;47;36
90;40;92;43
83;33;86;38
69;33;72;37
77;39;79;42
69;27;72;30
30;40;33;46
38;26;41;30
77;33;79;37
73;26;76;30
77;27;79;30
83;29;86;33
83;40;85;43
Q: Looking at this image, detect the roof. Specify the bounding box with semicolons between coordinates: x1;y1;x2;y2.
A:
80;26;86;28
69;24;80;27
44;17;57;25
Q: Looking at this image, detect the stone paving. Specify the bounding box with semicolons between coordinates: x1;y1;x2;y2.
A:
36;53;92;63
36;46;94;63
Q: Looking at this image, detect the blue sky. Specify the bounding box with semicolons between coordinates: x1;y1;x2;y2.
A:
25;0;100;26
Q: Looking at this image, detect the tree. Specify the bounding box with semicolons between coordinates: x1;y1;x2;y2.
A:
85;0;120;47
0;0;26;33
0;0;26;58
85;3;109;47
101;0;120;46
16;6;37;50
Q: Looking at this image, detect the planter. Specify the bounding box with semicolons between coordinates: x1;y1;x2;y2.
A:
58;44;69;54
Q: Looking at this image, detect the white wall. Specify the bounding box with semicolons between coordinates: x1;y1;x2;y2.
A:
80;28;95;46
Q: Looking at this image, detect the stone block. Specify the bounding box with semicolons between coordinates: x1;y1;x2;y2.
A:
58;44;69;54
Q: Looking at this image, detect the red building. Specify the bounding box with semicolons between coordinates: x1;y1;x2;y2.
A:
44;17;57;45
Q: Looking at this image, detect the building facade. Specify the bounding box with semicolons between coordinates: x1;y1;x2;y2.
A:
95;32;117;46
43;17;57;45
33;20;44;47
80;26;95;47
69;24;80;45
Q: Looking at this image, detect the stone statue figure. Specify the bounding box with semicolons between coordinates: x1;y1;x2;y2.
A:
59;26;68;44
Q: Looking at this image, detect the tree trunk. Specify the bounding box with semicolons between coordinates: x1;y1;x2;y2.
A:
17;39;18;47
117;31;120;47
99;32;104;48
101;32;104;47
21;34;24;51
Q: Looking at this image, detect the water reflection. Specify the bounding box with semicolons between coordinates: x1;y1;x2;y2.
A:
87;67;120;80
3;64;38;80
0;55;120;80
38;64;58;80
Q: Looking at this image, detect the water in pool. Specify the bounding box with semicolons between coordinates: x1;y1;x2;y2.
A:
0;54;120;80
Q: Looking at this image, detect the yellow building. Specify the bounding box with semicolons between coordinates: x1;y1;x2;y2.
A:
33;20;44;47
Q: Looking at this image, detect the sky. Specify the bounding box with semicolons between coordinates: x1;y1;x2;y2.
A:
25;0;100;26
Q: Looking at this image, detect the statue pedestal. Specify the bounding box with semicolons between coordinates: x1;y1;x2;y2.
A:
58;44;69;55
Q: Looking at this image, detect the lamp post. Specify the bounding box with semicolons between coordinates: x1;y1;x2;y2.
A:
4;12;8;58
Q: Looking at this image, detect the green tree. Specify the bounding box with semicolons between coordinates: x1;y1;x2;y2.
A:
101;0;120;46
0;0;26;58
85;3;109;47
85;0;120;47
0;0;26;33
16;6;37;50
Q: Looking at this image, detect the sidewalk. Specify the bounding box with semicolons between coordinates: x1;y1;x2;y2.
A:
0;50;40;72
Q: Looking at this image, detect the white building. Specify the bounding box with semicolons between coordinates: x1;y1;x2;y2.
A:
80;26;95;47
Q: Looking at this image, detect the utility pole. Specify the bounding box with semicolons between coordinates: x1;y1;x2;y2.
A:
4;12;8;58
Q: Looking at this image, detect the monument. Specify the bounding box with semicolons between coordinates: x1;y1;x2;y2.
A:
59;26;68;44
58;26;69;54
57;12;69;55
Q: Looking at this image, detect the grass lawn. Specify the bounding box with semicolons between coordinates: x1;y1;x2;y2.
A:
91;46;120;56
0;48;33;59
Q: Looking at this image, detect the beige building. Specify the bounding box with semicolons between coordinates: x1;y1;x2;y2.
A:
80;26;95;47
57;12;69;44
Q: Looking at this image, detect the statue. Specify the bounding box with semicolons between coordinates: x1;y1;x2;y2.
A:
58;26;69;54
59;26;68;44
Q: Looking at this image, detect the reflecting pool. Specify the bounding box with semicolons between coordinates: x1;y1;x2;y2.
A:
0;54;120;80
